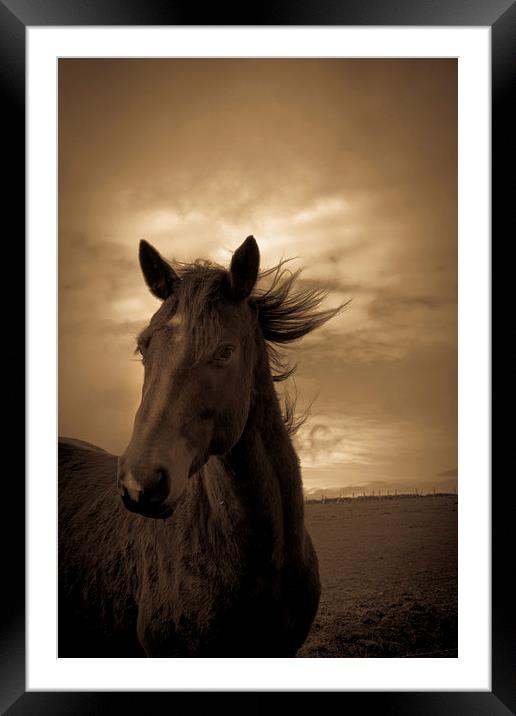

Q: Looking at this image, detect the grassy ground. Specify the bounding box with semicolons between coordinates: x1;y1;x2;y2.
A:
298;495;457;658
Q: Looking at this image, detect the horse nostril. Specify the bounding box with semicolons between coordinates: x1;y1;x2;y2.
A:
139;468;169;504
155;468;170;498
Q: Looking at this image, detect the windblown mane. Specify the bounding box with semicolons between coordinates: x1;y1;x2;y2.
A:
251;260;348;435
251;260;347;381
166;256;348;436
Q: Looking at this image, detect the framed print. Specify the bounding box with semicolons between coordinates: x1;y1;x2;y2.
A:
2;0;511;712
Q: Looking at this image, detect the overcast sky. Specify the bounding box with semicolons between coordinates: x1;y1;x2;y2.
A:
59;59;457;492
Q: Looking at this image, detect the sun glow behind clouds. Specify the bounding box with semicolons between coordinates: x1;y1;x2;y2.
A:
296;416;400;469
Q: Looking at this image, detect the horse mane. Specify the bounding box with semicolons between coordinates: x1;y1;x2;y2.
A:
250;259;348;379
250;259;349;435
169;256;349;436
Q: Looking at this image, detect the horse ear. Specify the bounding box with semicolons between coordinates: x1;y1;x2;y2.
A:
228;235;260;301
139;240;179;300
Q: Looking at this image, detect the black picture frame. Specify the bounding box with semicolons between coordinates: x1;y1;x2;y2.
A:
2;1;510;713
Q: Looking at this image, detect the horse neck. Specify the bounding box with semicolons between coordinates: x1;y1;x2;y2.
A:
224;334;306;552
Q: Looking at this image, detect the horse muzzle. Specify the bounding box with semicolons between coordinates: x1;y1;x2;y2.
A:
117;464;173;519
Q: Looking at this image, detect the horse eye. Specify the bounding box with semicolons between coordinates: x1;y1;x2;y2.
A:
213;344;235;363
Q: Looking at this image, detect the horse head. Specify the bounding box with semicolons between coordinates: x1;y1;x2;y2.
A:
117;236;260;518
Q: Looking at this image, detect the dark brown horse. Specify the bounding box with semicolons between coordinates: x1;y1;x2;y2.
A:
59;236;343;657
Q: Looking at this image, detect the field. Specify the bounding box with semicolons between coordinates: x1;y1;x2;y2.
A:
298;495;457;658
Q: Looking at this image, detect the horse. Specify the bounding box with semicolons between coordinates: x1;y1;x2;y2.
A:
58;235;344;657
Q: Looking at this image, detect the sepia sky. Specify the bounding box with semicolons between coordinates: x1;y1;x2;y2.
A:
59;59;457;493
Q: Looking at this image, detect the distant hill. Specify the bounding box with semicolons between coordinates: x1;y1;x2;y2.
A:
303;477;457;500
437;468;458;478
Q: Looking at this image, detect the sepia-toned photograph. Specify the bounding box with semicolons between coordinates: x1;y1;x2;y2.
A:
58;58;457;658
